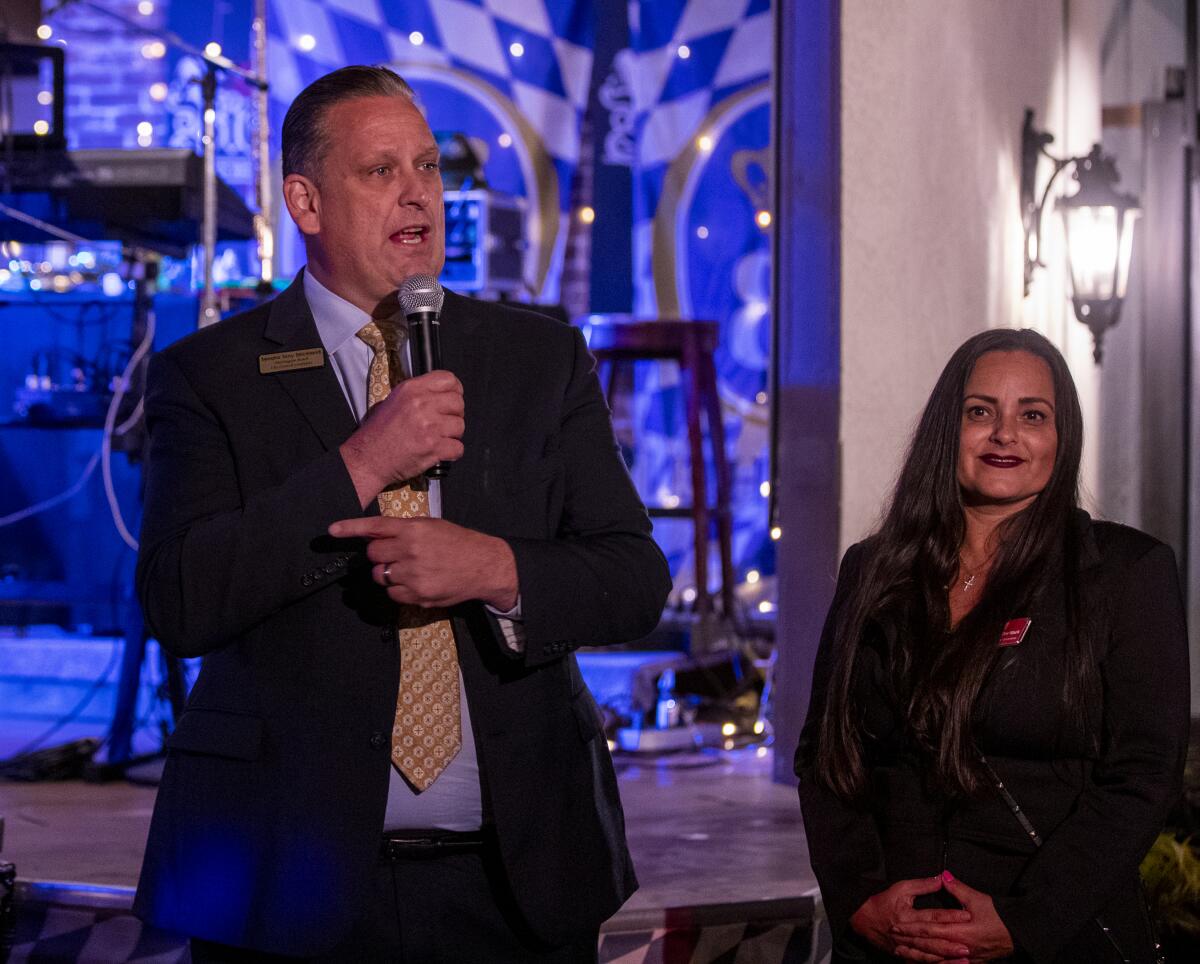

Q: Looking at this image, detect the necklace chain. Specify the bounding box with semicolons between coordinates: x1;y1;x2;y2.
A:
950;549;993;594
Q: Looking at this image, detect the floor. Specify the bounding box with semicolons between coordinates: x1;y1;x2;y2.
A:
0;744;816;911
0;630;817;910
0;632;826;960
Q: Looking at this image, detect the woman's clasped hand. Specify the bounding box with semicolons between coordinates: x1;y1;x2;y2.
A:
865;871;1015;963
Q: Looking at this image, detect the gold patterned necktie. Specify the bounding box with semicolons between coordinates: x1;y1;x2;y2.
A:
357;319;461;791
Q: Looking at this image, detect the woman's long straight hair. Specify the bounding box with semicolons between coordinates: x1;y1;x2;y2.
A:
814;329;1086;801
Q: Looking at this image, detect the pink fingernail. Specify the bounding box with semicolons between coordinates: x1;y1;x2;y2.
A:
941;869;955;883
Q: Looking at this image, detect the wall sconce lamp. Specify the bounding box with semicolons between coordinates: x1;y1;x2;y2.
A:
1021;109;1140;363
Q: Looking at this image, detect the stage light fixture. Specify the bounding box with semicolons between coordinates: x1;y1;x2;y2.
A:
297;34;317;52
409;32;425;46
1021;109;1140;363
36;25;52;40
677;44;691;59
435;131;487;190
696;225;709;239
509;42;525;57
746;569;760;584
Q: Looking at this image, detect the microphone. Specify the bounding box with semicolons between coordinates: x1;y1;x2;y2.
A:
398;274;449;480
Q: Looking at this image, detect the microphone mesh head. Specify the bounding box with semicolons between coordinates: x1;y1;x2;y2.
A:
398;274;445;315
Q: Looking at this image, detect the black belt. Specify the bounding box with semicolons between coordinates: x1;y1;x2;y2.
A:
380;828;489;861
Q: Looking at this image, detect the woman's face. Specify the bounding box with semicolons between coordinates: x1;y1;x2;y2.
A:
957;350;1058;512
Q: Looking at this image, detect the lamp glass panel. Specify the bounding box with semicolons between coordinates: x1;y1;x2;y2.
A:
1064;204;1119;301
1115;208;1139;298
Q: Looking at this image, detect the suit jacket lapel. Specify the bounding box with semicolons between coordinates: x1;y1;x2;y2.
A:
261;274;358;453
438;290;490;527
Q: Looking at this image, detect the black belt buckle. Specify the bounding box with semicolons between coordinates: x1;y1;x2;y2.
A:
381;829;486;861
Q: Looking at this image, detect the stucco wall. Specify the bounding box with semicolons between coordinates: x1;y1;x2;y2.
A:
838;0;1106;548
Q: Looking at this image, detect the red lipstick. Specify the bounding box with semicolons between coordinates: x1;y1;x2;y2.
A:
981;454;1023;468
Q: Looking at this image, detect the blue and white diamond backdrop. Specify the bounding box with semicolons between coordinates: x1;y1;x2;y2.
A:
262;0;597;302
154;0;776;607
611;0;775;607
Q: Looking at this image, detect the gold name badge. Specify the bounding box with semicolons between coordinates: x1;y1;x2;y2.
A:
259;348;325;374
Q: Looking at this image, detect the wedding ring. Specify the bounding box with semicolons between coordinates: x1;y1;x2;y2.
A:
383;563;394;585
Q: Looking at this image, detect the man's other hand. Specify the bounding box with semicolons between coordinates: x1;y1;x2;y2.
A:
328;516;518;611
339;371;465;507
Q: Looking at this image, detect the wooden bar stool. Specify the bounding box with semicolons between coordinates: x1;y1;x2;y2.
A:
583;316;736;618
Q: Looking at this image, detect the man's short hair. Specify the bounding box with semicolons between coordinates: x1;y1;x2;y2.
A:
282;65;415;181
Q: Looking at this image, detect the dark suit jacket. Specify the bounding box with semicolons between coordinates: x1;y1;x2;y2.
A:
795;514;1189;964
132;277;671;955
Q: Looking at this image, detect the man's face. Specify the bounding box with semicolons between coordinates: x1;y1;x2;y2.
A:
284;94;445;313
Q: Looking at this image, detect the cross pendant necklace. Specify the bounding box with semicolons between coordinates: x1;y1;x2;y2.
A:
961;573;977;592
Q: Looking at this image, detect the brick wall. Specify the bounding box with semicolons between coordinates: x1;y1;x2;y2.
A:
50;0;168;150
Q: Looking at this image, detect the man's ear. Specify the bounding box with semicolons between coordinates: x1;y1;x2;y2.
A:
283;174;321;236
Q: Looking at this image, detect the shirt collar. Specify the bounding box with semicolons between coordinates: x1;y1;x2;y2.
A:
303;269;372;357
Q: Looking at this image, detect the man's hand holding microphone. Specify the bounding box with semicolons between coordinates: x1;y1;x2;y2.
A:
332;275;519;612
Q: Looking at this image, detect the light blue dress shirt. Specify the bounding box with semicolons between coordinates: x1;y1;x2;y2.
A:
303;269;491;830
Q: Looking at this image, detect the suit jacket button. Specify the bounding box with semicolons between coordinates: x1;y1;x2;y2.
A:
381;626;397;643
369;732;387;750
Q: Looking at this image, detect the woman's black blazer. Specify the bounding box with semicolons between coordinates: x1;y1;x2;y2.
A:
795;513;1190;963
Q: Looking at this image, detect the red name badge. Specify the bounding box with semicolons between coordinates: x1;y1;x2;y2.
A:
999;618;1032;647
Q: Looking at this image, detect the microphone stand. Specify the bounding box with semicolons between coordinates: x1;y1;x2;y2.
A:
45;0;270;327
35;2;270;782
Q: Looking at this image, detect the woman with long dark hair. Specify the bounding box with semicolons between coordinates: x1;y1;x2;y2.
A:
795;329;1189;963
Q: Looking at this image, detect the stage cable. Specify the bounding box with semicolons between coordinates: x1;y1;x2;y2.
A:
100;286;156;551
0;450;100;528
0;635;121;767
0;273;153;545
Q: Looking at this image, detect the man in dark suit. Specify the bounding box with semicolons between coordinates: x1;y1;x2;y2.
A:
133;65;670;962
